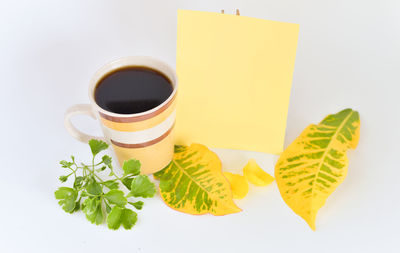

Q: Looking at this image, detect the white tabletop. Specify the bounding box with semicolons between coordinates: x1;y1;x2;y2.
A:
1;1;399;252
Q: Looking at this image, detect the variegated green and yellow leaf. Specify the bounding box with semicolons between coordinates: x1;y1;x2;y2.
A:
154;144;241;215
275;109;360;230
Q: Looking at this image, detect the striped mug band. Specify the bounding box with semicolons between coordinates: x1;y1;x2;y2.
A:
98;93;176;149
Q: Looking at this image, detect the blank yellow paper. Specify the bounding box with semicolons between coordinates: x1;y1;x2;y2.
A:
176;10;299;154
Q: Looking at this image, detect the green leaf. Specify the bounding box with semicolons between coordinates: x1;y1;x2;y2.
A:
73;176;84;189
82;198;104;225
60;160;73;168
96;166;107;172
88;139;108;156
128;175;156;198
102;155;113;168
73;200;81;212
104;190;127;207
120;208;137;229
86;177;102;195
122;159;141;176
105;202;112;213
122;177;133;190
59;175;68;183
128;201;144;210
55;187;77;213
107;206;122;230
107;206;137;230
103;180;119;189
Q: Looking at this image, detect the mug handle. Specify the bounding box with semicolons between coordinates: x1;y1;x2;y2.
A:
64;104;106;143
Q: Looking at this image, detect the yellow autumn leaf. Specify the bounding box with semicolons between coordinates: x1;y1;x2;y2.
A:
154;144;241;215
243;159;275;186
223;172;249;199
275;109;360;230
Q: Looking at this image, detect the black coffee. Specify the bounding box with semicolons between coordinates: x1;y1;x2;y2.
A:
94;66;173;114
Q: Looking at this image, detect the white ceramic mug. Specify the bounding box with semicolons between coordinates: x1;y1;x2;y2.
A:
64;56;178;174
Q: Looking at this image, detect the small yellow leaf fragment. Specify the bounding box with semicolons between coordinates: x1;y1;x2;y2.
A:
243;159;274;186
223;172;249;199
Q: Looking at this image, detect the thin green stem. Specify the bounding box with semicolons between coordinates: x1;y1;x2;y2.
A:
65;166;74;172
85;191;103;197
110;166;122;181
65;171;75;177
92;157;95;174
94;161;103;166
94;173;105;182
79;163;102;168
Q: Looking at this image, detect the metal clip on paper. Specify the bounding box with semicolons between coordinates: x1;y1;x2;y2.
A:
221;9;240;15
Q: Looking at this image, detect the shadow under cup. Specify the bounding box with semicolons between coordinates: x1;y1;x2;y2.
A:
89;56;178;174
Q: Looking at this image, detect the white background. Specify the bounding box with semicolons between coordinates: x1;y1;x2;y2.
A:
1;0;399;252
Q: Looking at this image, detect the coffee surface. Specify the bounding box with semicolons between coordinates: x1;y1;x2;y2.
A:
95;66;173;114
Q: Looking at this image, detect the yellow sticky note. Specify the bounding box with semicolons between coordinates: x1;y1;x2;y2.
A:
176;10;299;154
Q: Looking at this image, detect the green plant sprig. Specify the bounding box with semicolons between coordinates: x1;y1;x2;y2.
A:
55;139;156;230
